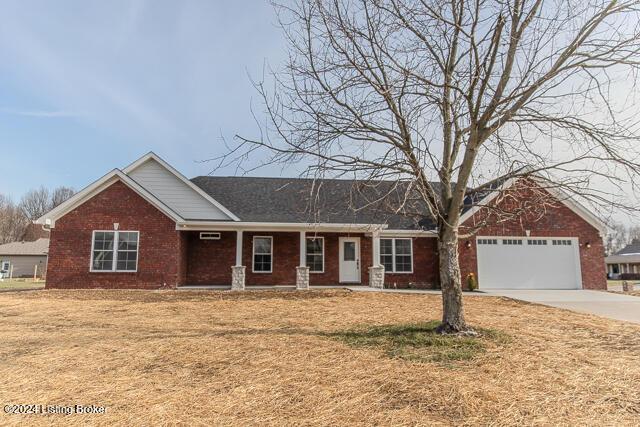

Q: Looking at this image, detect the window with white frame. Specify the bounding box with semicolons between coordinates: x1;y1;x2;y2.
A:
91;231;139;272
552;239;572;246
306;237;324;273
253;236;273;273
477;238;498;245
380;238;413;273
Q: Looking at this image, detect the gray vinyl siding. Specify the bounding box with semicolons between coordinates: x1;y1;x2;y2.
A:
127;159;232;220
0;255;47;278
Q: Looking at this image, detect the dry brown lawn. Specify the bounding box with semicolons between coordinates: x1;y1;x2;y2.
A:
0;289;639;426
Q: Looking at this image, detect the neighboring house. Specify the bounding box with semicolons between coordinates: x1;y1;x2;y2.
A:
605;240;640;279
35;152;607;291
0;238;49;279
20;223;50;242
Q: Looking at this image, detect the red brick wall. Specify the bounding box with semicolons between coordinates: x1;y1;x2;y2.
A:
184;231;382;286
186;231;235;285
459;180;606;290
384;237;439;289
46;181;184;289
47;177;603;290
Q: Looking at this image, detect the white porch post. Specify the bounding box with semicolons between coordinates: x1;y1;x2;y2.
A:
369;229;385;289
231;230;245;290
299;231;306;266
235;230;243;266
296;231;309;290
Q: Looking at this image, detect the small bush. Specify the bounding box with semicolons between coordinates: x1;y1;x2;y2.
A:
467;273;478;291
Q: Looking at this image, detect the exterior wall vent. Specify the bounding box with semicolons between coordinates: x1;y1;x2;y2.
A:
200;232;221;240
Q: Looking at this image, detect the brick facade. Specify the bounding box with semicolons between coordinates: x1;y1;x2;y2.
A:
383;237;439;289
46;181;185;289
45;177;605;290
185;232;375;287
458;180;606;290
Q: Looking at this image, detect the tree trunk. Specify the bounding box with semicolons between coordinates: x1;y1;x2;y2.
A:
437;225;469;334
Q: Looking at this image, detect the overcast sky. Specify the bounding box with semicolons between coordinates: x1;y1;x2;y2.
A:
0;0;288;200
0;1;637;226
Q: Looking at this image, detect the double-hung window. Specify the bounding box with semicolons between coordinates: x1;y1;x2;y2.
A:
380;238;413;273
91;231;139;272
253;236;273;273
305;237;324;273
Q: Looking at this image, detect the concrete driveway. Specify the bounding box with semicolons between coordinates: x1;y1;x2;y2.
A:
483;290;640;324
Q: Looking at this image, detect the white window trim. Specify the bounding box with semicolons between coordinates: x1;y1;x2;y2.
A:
252;236;273;273
380;238;413;274
90;230;140;273
306;236;325;274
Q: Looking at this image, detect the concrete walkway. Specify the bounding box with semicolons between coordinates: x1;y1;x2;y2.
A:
348;287;640;324
483;290;640;324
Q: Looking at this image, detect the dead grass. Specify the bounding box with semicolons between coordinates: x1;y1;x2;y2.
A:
0;289;639;426
0;279;45;290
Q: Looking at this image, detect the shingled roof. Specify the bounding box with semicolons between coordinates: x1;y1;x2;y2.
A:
191;176;437;230
0;238;49;256
616;239;640;256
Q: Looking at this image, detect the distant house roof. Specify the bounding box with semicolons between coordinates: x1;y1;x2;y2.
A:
191;176;438;230
605;239;640;264
615;239;640;256
0;238;49;256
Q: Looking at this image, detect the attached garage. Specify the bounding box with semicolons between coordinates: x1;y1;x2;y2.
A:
476;237;582;290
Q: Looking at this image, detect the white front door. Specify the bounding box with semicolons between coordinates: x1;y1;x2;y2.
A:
477;237;581;290
339;237;361;283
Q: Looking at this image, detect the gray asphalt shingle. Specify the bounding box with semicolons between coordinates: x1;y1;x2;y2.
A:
191;176;437;230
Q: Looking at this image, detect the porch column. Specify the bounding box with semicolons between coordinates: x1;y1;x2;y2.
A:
231;230;245;290
296;231;309;290
369;229;385;289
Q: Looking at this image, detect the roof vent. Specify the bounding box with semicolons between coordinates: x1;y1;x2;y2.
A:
200;232;221;240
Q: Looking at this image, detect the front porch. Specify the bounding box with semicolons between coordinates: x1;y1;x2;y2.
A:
176;225;439;290
179;228;383;290
607;262;640;279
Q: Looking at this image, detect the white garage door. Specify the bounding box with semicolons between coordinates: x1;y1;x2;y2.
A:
476;237;581;290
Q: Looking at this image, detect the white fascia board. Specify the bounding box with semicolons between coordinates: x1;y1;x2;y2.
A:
123;152;241;221
380;229;437;237
176;221;388;233
36;169;184;227
529;175;607;235
458;175;519;225
605;254;640;264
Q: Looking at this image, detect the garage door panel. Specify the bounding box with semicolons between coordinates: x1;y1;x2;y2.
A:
477;237;581;290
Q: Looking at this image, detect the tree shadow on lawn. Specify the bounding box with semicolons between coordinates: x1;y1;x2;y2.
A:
324;321;510;364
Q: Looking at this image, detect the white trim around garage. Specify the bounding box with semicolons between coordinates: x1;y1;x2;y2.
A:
476;235;583;290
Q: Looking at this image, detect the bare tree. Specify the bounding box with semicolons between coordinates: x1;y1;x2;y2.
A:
19;187;50;221
227;0;640;333
0;195;29;244
50;187;75;209
605;221;629;255
18;186;74;221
